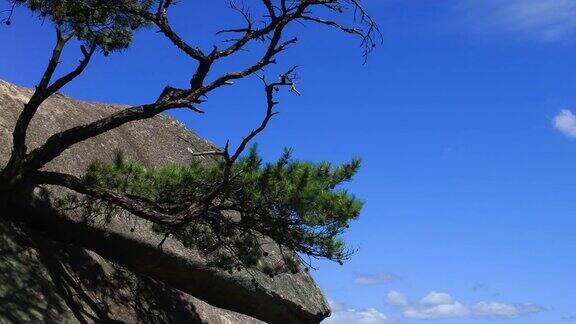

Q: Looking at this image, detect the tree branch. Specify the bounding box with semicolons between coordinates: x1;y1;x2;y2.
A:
7;28;74;167
22;9;301;172
44;42;97;98
120;5;206;62
34;171;188;226
24;101;173;172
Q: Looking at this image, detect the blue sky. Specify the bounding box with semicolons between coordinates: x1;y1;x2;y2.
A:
2;1;576;323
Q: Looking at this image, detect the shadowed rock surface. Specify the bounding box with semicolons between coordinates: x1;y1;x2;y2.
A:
0;80;330;323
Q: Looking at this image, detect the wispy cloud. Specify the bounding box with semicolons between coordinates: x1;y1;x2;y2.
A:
404;301;469;320
553;109;576;138
419;291;454;306
472;302;543;318
386;290;543;321
458;0;576;42
560;315;576;322
324;299;393;324
385;290;408;307
354;273;397;285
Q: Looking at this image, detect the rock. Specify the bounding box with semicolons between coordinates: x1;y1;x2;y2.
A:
0;218;263;324
0;80;330;323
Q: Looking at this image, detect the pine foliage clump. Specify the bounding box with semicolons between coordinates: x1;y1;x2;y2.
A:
83;147;363;273
9;0;153;51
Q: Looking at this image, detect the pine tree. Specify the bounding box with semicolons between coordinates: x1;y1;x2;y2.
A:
0;0;380;295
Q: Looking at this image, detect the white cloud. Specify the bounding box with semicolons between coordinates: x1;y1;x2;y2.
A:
419;291;454;306
354;273;397;285
325;308;392;324
517;303;546;314
386;290;408;307
324;299;392;324
554;109;576;138
458;0;576;42
471;301;520;317
388;291;543;321
404;302;470;320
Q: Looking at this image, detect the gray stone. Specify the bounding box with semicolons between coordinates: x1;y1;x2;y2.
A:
0;80;330;323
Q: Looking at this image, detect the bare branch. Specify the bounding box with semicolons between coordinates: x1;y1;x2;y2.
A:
23;6;309;169
262;0;276;19
20;0;377;175
212;1;308;61
44;42;97;98
7;28;75;168
120;5;207;62
24;101;174;172
300;15;363;36
230;68;299;169
190;151;226;157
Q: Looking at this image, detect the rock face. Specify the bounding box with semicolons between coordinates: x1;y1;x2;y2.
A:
0;219;263;324
0;80;331;324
